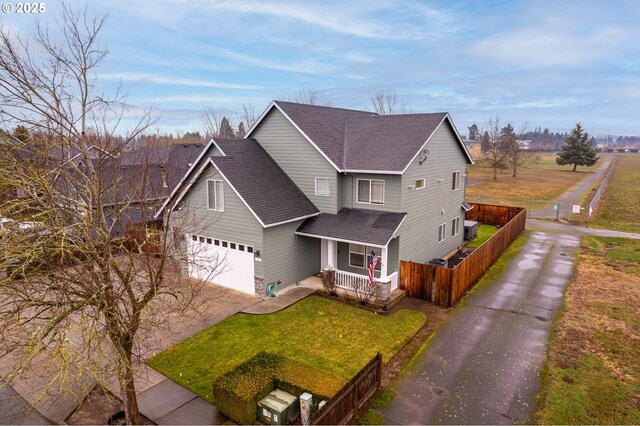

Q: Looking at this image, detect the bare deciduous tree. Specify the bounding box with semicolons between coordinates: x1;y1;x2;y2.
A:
371;90;399;115
504;123;539;177
0;5;214;424
481;116;509;180
283;87;332;106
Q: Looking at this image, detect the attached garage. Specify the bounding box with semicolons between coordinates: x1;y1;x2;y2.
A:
187;234;255;295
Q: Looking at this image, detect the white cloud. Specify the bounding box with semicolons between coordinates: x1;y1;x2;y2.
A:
470;22;627;68
99;72;260;90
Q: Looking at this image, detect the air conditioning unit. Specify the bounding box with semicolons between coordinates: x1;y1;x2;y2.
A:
257;389;300;425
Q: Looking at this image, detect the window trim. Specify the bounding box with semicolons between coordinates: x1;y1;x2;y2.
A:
207;179;225;211
315;177;331;196
415;178;425;190
438;223;447;243
452;216;460;237
356;179;385;205
452;171;461;191
349;244;366;268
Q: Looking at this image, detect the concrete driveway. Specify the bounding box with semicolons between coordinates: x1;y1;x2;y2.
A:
0;281;257;424
379;231;580;424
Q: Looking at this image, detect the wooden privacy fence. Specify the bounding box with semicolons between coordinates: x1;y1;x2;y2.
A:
312;352;382;425
400;204;526;307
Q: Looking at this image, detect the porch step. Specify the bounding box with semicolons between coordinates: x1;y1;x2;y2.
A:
382;289;406;313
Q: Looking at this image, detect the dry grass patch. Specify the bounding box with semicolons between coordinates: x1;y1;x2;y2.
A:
536;237;640;424
590;155;640;232
466;154;603;207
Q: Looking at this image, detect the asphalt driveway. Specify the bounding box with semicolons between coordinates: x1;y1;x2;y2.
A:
379;231;580;424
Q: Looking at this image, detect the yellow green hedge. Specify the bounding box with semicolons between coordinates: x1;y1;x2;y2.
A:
212;352;344;424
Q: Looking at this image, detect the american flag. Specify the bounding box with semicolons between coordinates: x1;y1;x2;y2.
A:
368;250;378;286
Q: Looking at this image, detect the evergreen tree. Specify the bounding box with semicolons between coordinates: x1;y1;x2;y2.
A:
467;123;479;141
12;125;30;142
219;116;235;138
236;121;246;138
556;123;599;171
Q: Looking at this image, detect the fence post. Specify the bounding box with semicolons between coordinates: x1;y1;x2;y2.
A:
376;352;382;390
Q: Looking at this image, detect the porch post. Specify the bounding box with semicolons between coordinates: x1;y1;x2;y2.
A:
380;245;388;279
327;240;337;268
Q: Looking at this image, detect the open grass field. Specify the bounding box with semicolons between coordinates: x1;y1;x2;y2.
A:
466;154;604;207
536;237;640;424
590;155;640;233
148;295;426;402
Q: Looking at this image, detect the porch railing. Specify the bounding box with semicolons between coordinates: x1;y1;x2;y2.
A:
334;269;399;291
335;269;369;291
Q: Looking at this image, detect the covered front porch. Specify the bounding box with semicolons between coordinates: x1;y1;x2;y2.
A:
296;208;406;297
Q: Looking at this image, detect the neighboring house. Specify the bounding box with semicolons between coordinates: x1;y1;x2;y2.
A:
159;101;473;296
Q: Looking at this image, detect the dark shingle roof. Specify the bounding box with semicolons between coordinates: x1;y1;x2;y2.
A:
211;138;318;226
296;208;406;246
273;101;466;172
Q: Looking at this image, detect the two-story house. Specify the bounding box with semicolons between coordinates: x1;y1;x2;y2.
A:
157;101;473;295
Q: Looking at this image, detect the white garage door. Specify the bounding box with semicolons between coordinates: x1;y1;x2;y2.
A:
187;234;255;295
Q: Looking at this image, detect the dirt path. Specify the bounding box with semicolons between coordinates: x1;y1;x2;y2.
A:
530;156;613;219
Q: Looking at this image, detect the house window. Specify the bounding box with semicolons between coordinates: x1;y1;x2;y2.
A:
239;244;245;251
230;243;236;250
438;223;446;242
315;177;330;196
349;244;365;268
452;171;461;191
192;235;197;242
214;239;220;246
247;246;254;254
222;241;228;248
415;178;425;190
357;179;384;204
199;236;205;243
367;247;382;271
452;217;460;237
206;238;212;244
207;180;224;211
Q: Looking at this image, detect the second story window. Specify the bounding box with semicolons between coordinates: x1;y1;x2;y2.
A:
438;223;446;242
207;179;224;211
452;171;461;191
357;179;384;205
315;177;330;196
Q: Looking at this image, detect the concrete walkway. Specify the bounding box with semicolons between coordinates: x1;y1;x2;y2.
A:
242;286;316;314
380;231;580;424
135;371;227;425
528;218;640;239
530;156;613;219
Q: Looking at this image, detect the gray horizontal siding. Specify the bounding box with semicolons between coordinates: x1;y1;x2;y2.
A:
263;220;305;290
398;121;467;263
387;237;399;274
169;163;264;277
252;108;339;214
297;236;321;280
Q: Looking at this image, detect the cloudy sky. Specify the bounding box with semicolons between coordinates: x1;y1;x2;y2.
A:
2;0;639;136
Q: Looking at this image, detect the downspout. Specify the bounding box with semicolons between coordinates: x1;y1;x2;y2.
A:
295;233;299;285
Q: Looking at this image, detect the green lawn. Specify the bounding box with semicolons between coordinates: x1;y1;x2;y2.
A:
465;224;499;249
148;295;426;402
